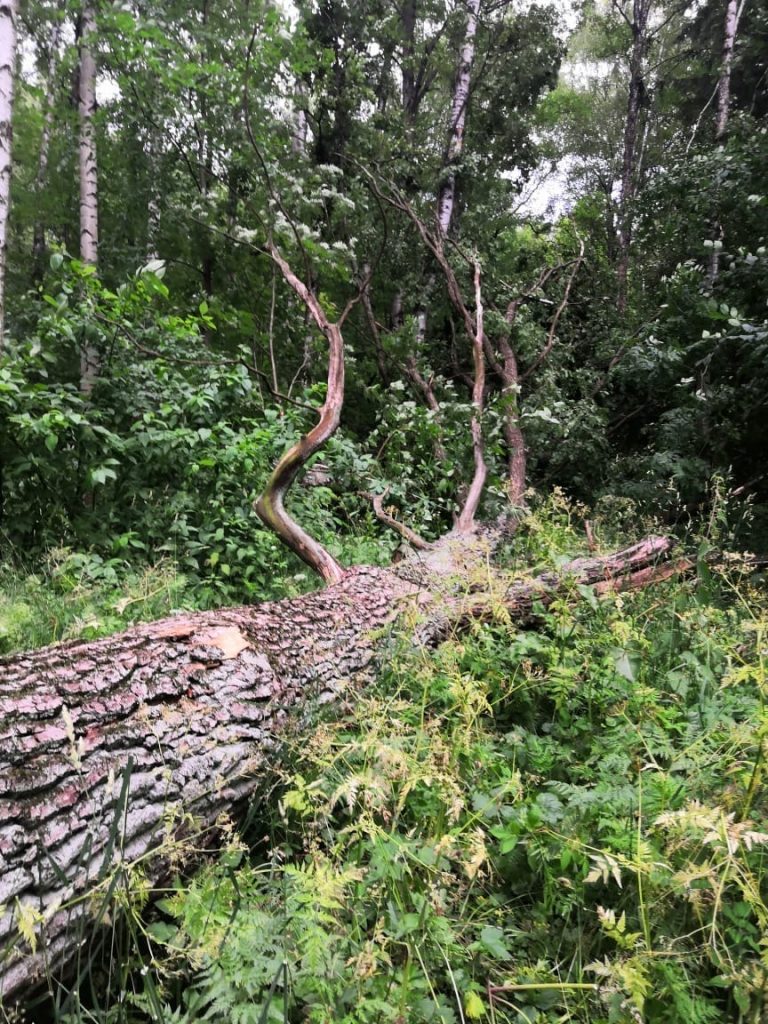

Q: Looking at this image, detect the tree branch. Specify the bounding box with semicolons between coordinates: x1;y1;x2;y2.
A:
253;242;346;585
364;488;434;551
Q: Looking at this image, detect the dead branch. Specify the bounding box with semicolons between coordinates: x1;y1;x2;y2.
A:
364;488;434;551
254;242;346;585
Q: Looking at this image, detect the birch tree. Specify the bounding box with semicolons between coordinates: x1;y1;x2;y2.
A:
78;2;100;393
31;13;63;274
708;0;746;284
0;0;18;350
436;0;480;237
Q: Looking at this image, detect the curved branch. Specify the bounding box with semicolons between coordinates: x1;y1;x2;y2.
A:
365;488;434;551
254;243;345;585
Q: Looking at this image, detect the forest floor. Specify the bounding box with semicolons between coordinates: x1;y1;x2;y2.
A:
2;501;767;1024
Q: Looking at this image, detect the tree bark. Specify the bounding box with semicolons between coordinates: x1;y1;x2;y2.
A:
78;3;100;394
616;0;652;314
708;0;745;286
715;0;742;139
436;0;480;237
32;14;63;277
0;536;677;1002
0;0;18;351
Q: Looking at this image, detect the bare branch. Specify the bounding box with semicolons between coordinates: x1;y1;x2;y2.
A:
456;260;488;532
364;488;434;551
254;242;346;585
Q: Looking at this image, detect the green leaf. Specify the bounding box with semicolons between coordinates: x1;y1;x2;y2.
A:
479;925;511;960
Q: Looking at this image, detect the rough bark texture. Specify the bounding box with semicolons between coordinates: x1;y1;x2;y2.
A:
0;567;415;1002
78;3;100;394
0;0;18;350
0;536;679;1003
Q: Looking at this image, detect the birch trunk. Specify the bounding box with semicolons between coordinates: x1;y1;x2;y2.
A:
715;0;741;139
32;16;63;276
436;0;480;237
146;129;162;260
0;0;18;351
78;3;100;394
708;0;745;286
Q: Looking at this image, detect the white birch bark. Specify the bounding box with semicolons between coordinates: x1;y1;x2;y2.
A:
708;0;746;286
436;0;480;236
715;0;743;140
0;0;18;351
78;3;100;393
146;129;162;260
32;16;63;272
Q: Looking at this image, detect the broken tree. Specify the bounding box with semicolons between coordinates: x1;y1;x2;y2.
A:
0;196;676;1003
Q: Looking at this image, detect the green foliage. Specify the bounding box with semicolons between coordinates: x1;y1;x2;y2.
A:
52;510;764;1024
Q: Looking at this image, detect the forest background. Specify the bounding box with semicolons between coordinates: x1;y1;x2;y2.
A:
1;0;768;1021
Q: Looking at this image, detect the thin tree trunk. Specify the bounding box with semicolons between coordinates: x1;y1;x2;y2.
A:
32;15;63;276
616;0;651;313
715;0;742;138
437;0;480;237
402;0;418;123
483;300;526;505
146;128;162;260
708;0;745;286
78;3;100;393
0;0;18;351
0;536;677;1001
291;80;308;155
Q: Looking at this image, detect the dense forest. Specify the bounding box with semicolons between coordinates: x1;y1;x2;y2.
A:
1;0;768;1020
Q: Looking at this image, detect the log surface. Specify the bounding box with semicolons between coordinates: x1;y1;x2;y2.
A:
0;537;675;1001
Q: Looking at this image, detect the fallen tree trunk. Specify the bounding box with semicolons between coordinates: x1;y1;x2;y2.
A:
0;536;675;1002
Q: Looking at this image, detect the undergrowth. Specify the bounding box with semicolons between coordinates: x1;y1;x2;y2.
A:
5;503;768;1023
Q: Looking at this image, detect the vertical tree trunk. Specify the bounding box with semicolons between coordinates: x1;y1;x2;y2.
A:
78;3;100;394
146;129;162;260
291;80;308;155
32;16;63;277
437;0;480;237
616;0;652;313
715;0;741;139
0;0;18;352
708;0;744;286
402;0;418;124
